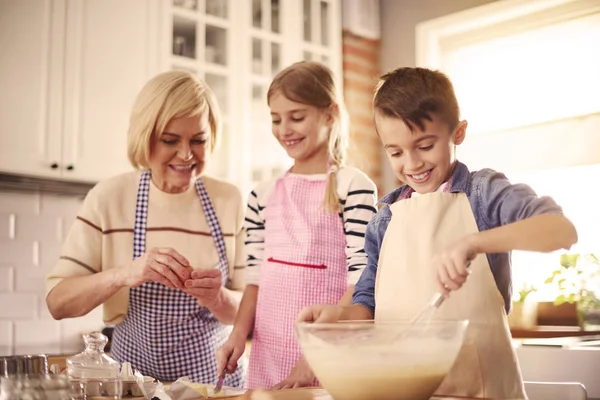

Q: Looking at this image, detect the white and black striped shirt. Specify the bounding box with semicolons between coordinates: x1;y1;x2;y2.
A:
245;166;378;285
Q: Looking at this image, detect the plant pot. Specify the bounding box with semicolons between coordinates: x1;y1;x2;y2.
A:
508;301;537;329
580;307;600;331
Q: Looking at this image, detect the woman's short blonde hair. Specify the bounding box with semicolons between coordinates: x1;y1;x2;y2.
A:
127;70;222;169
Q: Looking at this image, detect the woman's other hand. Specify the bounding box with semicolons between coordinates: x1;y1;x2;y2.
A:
183;268;223;308
125;247;192;289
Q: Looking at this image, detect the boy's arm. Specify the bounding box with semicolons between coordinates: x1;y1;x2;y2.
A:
474;170;577;253
296;217;383;323
347;217;382;319
433;171;577;294
469;213;577;255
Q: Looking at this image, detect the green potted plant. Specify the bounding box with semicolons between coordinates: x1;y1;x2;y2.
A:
544;253;600;329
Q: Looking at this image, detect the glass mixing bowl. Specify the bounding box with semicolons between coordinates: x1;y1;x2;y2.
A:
296;319;469;400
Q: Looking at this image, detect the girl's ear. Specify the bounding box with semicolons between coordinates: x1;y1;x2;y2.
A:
453;120;468;145
324;104;339;129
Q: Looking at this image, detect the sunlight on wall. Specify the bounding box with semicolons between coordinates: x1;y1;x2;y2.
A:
433;9;600;302
441;12;600;135
508;164;600;301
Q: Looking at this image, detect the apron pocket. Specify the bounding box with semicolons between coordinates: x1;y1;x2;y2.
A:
267;257;327;269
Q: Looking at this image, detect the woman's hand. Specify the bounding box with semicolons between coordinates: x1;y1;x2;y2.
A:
272;356;315;390
431;235;477;296
124;247;192;289
183;268;223;308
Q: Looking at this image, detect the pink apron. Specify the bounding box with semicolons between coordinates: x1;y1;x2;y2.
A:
246;172;348;389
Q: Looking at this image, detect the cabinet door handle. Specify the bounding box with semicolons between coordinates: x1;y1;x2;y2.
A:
50;163;59;169
66;165;74;171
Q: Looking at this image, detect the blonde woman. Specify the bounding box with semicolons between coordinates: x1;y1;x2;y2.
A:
216;61;378;389
46;70;247;386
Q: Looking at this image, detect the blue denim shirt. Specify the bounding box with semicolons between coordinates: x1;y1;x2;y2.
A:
352;161;563;316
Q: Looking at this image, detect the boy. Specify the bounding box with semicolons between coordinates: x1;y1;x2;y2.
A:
298;67;578;399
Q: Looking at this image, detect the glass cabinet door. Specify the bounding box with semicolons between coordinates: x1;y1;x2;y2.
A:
169;0;233;180
164;0;342;192
301;0;337;68
248;0;290;188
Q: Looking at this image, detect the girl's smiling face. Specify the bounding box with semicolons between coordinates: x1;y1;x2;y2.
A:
269;91;333;168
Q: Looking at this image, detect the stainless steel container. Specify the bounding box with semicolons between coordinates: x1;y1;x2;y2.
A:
0;354;48;377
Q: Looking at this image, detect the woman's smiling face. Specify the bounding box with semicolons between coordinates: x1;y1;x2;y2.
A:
148;113;211;193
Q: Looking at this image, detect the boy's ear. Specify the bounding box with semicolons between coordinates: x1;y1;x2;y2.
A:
453;120;468;145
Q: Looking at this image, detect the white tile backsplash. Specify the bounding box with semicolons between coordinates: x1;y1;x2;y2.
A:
38;241;62;270
0;294;37;319
15;214;62;242
0;190;101;356
0;321;13;356
14;320;61;355
0;265;14;292
0;241;37;265
0;214;14;240
14;266;49;293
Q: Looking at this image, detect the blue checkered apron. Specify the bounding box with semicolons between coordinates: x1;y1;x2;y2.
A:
110;171;246;386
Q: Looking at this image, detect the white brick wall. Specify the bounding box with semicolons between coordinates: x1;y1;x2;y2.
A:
0;191;104;356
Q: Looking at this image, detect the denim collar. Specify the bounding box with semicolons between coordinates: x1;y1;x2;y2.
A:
378;161;471;205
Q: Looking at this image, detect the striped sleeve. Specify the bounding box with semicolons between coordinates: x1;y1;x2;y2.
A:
244;182;273;285
227;187;247;291
339;169;378;285
46;185;104;295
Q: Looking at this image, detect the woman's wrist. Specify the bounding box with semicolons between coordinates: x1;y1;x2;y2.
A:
109;266;131;288
205;287;229;311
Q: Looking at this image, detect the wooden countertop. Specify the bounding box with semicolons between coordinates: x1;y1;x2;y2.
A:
217;387;502;400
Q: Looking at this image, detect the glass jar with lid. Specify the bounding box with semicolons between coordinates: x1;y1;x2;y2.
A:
66;332;122;400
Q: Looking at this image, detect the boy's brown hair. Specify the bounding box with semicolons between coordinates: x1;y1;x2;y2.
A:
373;67;460;132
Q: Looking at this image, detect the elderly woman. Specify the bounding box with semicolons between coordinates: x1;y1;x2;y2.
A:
45;70;247;386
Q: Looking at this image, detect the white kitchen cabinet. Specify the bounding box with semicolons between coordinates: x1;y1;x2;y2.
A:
0;0;342;189
0;0;65;178
60;0;159;182
0;0;159;182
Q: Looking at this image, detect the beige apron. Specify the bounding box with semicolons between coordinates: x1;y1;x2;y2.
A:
374;191;526;399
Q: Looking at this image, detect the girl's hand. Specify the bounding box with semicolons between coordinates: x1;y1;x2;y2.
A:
272;356;315;390
216;331;247;375
432;235;477;296
297;304;344;323
183;268;223;308
125;247;191;289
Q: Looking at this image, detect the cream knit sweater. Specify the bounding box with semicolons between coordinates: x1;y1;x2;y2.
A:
46;170;246;325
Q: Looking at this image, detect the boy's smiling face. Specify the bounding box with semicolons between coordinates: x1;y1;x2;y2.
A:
376;110;467;194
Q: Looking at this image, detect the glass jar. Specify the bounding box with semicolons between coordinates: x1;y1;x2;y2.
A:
66;332;122;400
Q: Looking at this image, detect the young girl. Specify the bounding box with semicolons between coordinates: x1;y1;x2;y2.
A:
216;61;378;389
